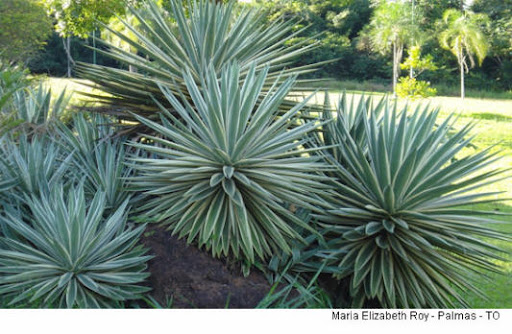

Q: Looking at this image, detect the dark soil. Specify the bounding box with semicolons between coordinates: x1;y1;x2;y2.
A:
140;226;274;308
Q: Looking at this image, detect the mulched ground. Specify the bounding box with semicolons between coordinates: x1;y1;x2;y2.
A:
140;226;275;308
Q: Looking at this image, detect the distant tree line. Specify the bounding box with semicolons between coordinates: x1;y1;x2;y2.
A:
1;0;510;92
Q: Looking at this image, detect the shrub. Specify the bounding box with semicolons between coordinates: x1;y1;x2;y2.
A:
129;63;331;263
0;184;151;308
396;77;437;99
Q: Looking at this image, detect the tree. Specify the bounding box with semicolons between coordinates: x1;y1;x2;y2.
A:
0;0;52;64
42;0;139;76
439;9;489;100
367;0;419;96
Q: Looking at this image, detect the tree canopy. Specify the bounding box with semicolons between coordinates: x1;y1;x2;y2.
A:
0;0;53;63
42;0;140;38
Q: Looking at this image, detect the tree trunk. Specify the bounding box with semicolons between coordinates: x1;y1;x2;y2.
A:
460;54;465;101
63;36;73;78
92;29;97;65
410;0;415;78
393;42;397;97
392;42;404;97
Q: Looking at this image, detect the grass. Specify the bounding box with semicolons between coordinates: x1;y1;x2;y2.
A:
42;77;107;108
460;203;512;308
46;77;512;308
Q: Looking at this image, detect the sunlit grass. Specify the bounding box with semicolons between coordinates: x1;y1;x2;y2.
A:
44;77;108;108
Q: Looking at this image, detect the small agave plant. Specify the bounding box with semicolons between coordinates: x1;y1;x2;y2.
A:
0;135;74;200
314;97;510;308
0;184;152;308
56;114;133;211
129;62;331;263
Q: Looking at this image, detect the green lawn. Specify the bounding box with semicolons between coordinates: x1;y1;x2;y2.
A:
47;77;512;308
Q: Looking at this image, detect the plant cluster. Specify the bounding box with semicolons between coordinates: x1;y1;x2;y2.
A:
0;0;510;309
0;76;152;308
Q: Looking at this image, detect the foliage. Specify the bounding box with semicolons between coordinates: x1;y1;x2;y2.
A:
102;14;141;54
471;0;512;90
471;0;512;21
0;63;30;111
27;32;123;77
397;46;437;98
396;77;437;99
0;0;53;63
400;45;438;75
0;63;31;135
367;1;418;55
129;63;330;263
256;273;332;309
0;184;151;308
77;0;322;122
42;0;140;38
313;95;510;307
253;0;378;80
439;9;489;69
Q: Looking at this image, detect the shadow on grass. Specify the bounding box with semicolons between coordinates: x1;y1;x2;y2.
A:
470;112;512;122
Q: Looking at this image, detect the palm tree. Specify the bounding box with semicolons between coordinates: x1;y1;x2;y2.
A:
439;9;489;100
368;1;419;97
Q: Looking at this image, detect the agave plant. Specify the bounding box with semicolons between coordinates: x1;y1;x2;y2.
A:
0;135;74;201
56;114;133;210
314;100;510;308
129;62;331;263
1;82;70;137
0;61;30;113
13;84;70;127
0;184;151;308
76;0;323;122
